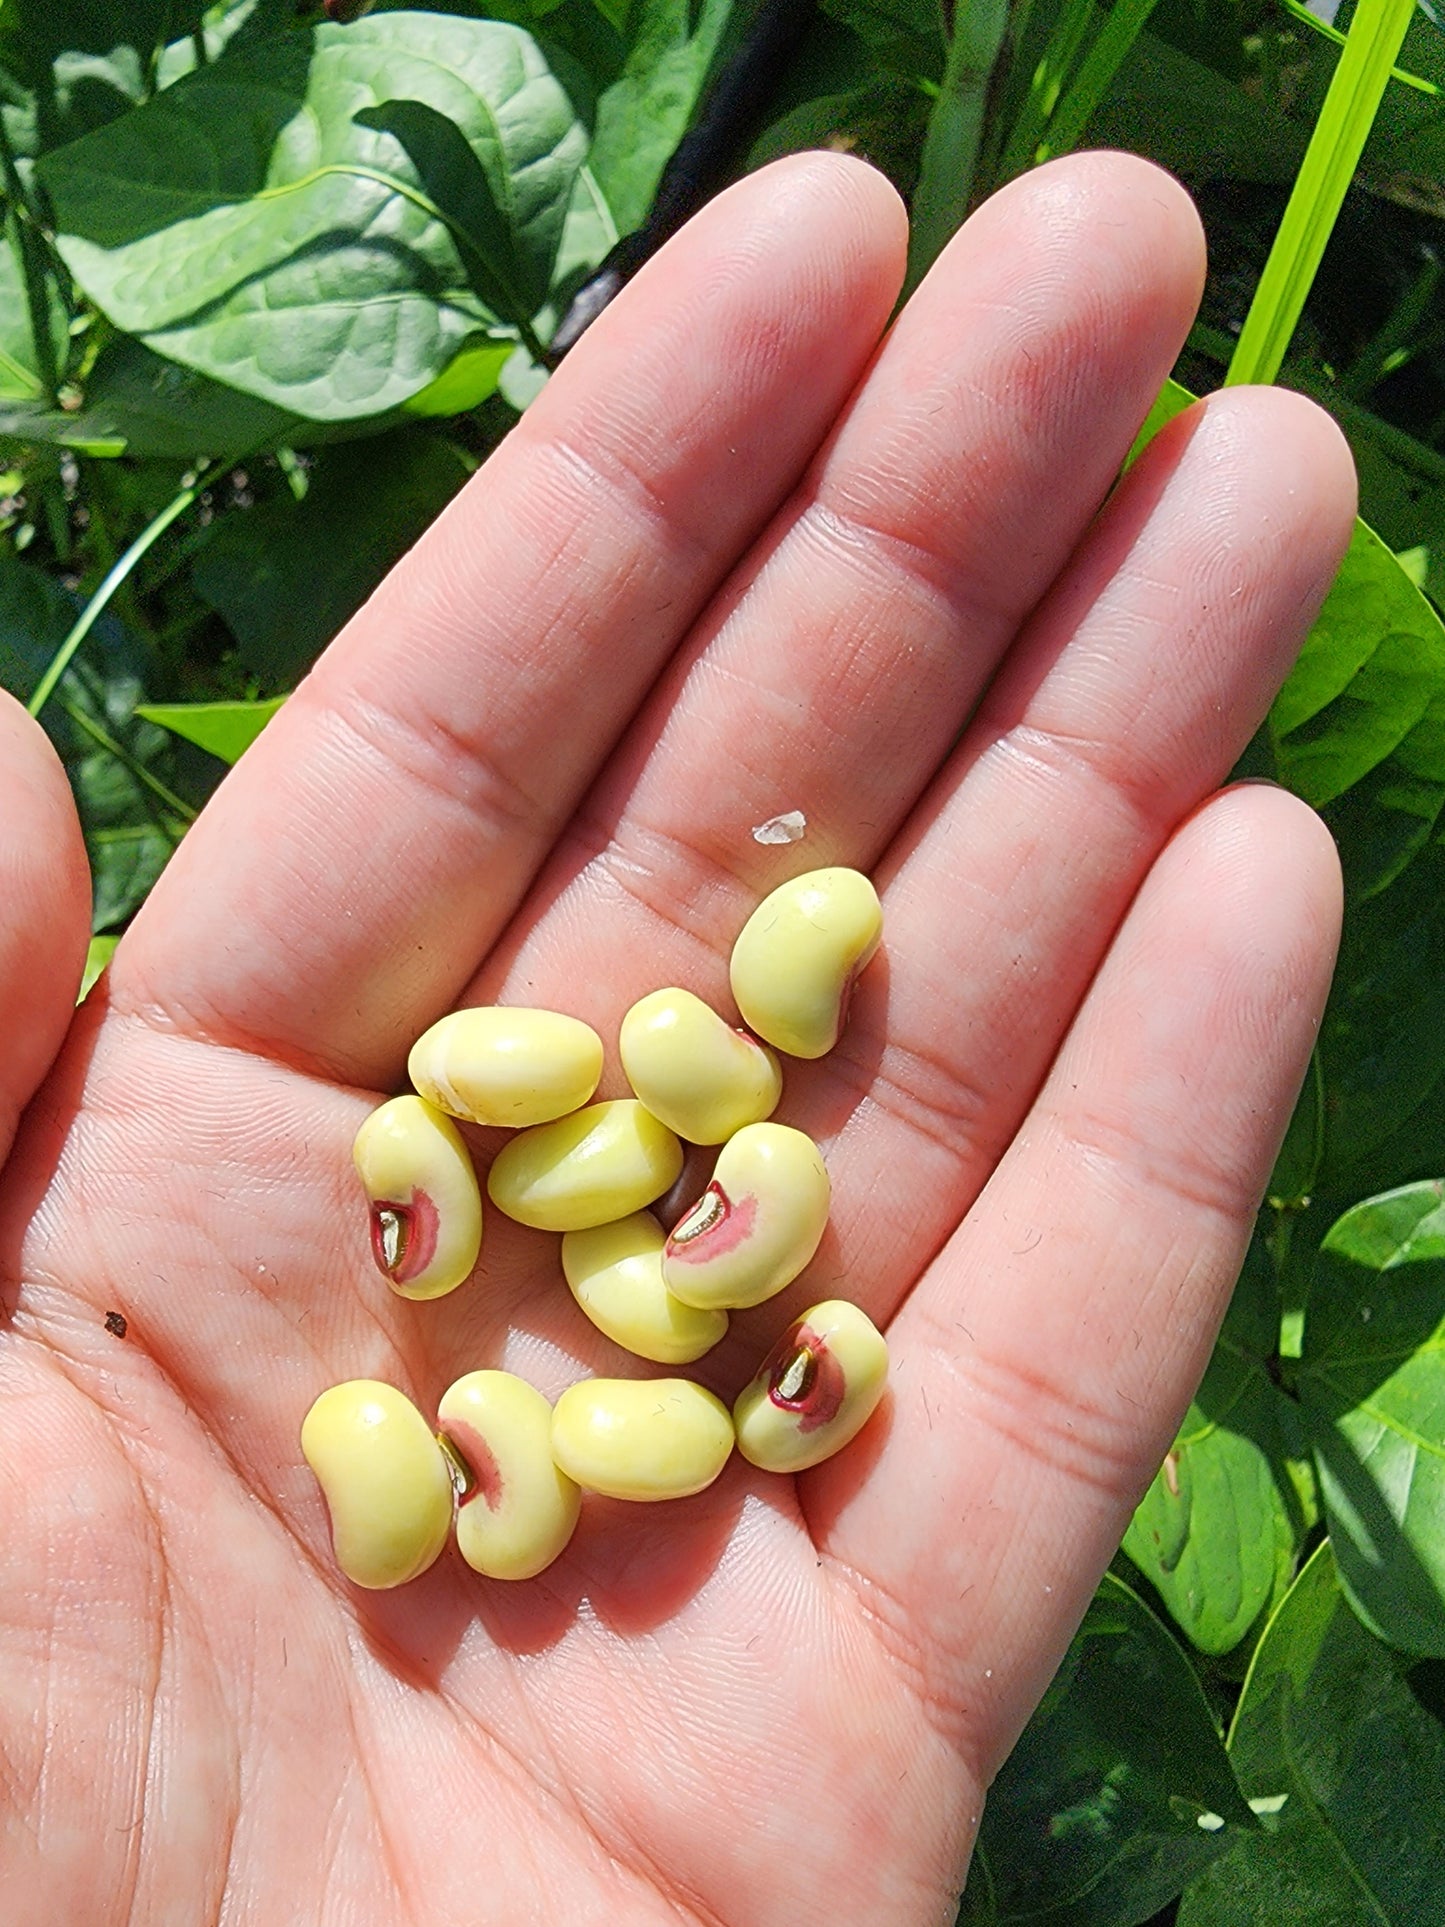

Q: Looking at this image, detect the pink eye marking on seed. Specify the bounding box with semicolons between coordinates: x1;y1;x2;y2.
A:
441;1420;504;1510
765;1321;845;1432
665;1183;758;1264
369;1190;441;1284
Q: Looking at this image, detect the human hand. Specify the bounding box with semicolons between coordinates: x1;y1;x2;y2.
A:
0;151;1352;1925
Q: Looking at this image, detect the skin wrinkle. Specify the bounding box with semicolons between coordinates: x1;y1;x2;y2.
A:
322;678;553;847
829;1034;995;1172
935;1337;1168;1509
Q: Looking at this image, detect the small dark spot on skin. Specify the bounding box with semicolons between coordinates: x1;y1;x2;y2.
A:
104;1310;127;1339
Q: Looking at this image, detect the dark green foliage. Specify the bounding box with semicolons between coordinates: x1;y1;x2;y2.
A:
960;1576;1253;1926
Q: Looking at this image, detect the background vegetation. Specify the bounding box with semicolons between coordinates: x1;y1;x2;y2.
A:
2;1;1444;1919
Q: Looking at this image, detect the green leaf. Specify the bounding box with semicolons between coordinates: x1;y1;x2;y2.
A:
79;933;118;1002
37;16;588;419
401;337;511;417
191;428;471;684
1123;1243;1302;1655
1299;1180;1445;1656
1224;0;1418;389
1313;838;1445;1192
354;96;546;329
1177;1542;1445;1925
585;0;736;237
135;696;285;766
959;1573;1252;1926
1263;520;1445;1193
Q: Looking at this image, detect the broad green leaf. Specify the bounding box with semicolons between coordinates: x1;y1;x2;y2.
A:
585;0;736;237
191;429;471;684
352;95;546;327
1264;522;1445;1192
1269;522;1445;903
1314;836;1445;1192
1299;1180;1445;1655
38;17;588;419
135;697;285;766
0;334;438;461
1177;1543;1445;1925
958;1573;1251;1926
1124;1244;1301;1655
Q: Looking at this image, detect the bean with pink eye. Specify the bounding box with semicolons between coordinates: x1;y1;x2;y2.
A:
733;1299;888;1473
352;1094;482;1299
662;1122;828;1311
437;1371;581;1580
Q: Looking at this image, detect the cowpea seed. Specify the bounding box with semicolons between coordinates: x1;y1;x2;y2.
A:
662;1122;829;1311
437;1371;581;1580
301;1380;454;1589
551;1376;734;1500
733;1299;888;1473
562;1212;728;1364
618;987;781;1144
728;867;882;1059
408;1007;603;1128
487;1099;683;1232
353;1094;482;1299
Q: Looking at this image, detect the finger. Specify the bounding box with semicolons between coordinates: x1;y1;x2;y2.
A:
0;694;90;1161
113;154;909;1083
474;151;1205;999
815;783;1342;1779
765;385;1355;1323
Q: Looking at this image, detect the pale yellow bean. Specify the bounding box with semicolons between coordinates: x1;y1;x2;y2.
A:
551;1376;734;1500
562;1213;728;1364
662;1122;829;1311
487;1099;683;1232
437;1371;580;1580
733;1300;888;1473
353;1094;482;1299
728;867;882;1058
408;1006;603;1127
618;987;781;1144
301;1380;454;1589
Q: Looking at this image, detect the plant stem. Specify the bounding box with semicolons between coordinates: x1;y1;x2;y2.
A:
1226;0;1417;389
26;461;223;721
905;0;1013;296
995;0;1093;183
60;699;197;824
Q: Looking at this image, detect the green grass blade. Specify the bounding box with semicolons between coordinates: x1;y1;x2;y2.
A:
1226;0;1418;390
1036;0;1163;160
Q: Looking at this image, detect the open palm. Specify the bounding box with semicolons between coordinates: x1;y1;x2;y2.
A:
1;152;1352;1926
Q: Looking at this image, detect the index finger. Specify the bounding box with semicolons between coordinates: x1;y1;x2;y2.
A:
112;155;908;1086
